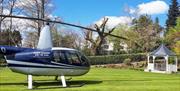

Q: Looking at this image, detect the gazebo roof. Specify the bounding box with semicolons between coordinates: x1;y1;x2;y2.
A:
149;44;176;56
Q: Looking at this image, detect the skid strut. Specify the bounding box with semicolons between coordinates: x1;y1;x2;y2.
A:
27;75;67;89
28;75;33;89
61;75;67;87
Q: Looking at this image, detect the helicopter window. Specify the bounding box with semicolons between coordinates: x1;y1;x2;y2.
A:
53;51;67;64
53;51;60;62
80;55;89;66
52;50;89;66
66;51;81;65
77;52;90;66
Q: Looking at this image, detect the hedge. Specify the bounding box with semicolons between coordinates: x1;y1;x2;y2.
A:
87;53;147;65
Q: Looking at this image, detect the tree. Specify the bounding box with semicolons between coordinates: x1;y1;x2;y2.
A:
51;24;84;50
166;0;180;30
154;17;161;32
84;30;100;55
84;17;117;55
0;0;24;46
0;0;20;32
108;24;130;54
0;0;5;32
52;26;61;47
0;0;13;32
166;17;180;55
60;31;79;48
18;0;54;36
23;31;38;48
0;29;22;46
130;15;160;53
109;24;144;53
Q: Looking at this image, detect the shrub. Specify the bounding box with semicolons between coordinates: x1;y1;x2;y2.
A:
124;58;131;65
88;53;146;65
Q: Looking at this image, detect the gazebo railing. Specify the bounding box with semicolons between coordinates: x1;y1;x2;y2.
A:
154;63;166;71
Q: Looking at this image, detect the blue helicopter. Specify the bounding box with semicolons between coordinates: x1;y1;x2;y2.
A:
0;15;127;89
0;22;90;89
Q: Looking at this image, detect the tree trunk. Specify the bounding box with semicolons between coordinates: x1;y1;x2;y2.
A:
95;39;104;55
95;46;101;55
0;22;1;32
38;24;41;36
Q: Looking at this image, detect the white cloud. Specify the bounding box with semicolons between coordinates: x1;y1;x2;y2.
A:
95;16;132;29
2;9;10;15
129;8;136;14
47;3;54;7
47;14;60;20
136;0;169;15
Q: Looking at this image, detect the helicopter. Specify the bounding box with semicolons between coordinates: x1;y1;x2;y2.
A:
0;15;127;89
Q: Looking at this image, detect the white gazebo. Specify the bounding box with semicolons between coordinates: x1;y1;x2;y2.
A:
145;44;178;73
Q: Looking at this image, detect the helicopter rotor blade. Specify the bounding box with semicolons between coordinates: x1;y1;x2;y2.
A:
0;14;128;40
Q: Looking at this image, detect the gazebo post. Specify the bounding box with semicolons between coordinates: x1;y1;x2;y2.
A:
175;57;178;72
153;56;156;71
147;55;150;69
165;55;169;72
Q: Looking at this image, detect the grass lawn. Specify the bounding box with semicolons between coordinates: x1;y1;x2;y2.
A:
0;67;180;91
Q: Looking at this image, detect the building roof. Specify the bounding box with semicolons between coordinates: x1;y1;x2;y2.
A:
149;44;176;56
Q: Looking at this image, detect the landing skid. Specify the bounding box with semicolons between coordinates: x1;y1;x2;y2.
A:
66;77;72;81
54;76;72;81
33;83;85;90
27;75;83;89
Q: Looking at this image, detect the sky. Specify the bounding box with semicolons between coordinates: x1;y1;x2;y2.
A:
51;0;176;27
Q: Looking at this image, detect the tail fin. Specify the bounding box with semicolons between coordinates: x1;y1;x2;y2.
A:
37;24;53;49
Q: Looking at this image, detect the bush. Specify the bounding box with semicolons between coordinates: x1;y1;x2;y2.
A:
124;58;132;65
88;53;146;65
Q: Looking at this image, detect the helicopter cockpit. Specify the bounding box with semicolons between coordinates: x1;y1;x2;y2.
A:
52;48;90;67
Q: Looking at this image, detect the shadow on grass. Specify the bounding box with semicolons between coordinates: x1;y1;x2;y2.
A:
0;80;102;89
34;80;102;89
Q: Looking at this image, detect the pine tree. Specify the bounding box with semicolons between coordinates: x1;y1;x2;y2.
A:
154;17;160;31
166;0;180;30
